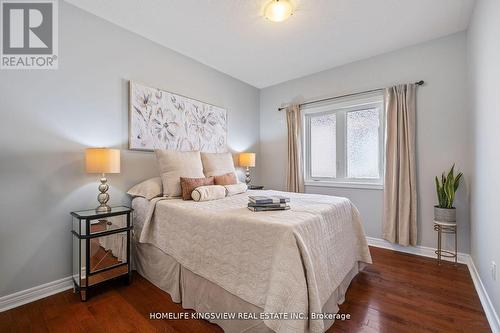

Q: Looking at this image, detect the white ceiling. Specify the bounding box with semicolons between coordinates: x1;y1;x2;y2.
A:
65;0;475;88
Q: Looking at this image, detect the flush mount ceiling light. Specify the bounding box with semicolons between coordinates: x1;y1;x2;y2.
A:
264;0;294;22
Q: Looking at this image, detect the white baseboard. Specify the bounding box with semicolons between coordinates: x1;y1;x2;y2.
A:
0;276;73;313
367;236;499;333
465;255;500;333
366;236;469;263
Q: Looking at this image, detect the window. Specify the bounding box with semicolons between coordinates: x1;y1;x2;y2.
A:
303;93;384;189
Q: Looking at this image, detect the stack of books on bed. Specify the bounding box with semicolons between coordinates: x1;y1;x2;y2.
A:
248;195;290;212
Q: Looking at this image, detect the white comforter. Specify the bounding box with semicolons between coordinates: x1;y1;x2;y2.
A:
139;190;372;333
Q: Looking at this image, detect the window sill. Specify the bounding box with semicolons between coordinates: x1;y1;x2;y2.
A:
304;181;384;190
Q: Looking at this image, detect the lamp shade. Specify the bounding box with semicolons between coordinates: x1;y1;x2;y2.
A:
239;153;256;168
85;148;120;174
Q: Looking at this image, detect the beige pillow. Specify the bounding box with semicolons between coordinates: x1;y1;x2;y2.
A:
225;183;248;196
155;150;205;197
201;152;237;179
127;177;163;200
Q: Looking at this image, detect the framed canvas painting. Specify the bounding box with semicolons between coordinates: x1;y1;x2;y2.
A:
129;81;227;152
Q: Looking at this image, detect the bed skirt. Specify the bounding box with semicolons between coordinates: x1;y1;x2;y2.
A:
133;240;362;333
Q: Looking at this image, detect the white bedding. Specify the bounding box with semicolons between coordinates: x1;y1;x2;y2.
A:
138;190;372;333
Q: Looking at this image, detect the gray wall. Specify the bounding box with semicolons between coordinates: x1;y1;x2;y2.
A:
260;32;471;252
0;2;260;297
468;0;500;316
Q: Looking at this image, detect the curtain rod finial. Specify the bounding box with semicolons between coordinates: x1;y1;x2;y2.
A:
416;80;424;85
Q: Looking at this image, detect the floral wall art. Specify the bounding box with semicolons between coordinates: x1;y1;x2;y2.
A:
129;81;227;152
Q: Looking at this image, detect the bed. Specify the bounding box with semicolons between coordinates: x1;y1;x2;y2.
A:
131;189;372;333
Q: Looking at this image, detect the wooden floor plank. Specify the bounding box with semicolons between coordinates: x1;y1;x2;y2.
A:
0;247;491;332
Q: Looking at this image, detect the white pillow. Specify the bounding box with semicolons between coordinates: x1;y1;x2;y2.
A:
127;177;163;200
225;183;248;196
191;185;227;202
201;152;237;178
155;150;205;197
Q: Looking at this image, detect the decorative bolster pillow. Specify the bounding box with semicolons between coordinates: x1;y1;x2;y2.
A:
225;183;248;196
180;176;214;200
191;185;227;202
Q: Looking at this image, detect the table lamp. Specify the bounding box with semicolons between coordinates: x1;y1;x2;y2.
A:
239;152;256;185
85;148;120;213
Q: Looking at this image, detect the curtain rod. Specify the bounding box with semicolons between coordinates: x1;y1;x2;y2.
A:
278;80;424;111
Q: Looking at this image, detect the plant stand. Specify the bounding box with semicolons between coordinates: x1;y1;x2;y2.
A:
433;220;457;265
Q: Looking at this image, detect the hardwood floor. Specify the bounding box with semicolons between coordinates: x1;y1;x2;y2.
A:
0;247;491;333
334;247;490;333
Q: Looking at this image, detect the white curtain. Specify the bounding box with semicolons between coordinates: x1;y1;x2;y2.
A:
382;84;417;246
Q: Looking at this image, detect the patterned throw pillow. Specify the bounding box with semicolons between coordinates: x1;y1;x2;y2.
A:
214;172;237;186
180;176;215;200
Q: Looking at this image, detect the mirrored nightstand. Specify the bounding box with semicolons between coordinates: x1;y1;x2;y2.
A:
71;206;133;301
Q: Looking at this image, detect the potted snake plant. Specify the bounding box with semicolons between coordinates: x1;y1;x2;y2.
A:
434;164;463;222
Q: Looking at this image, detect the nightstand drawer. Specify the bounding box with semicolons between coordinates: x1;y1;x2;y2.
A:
90;215;127;234
72;213;128;236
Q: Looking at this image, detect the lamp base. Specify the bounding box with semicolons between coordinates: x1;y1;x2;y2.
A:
95;204;111;213
245;167;251;185
95;175;111;213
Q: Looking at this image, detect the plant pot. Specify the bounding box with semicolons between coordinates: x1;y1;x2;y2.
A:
434;206;456;222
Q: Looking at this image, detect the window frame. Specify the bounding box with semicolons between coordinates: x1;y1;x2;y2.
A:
302;92;385;190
